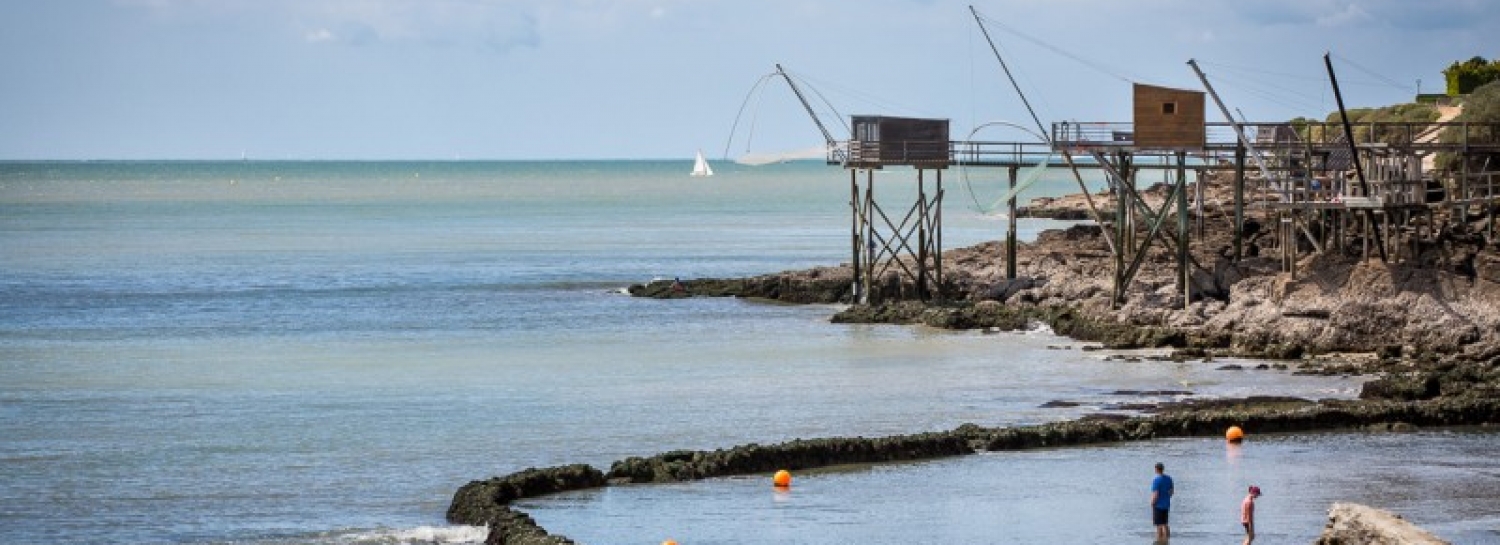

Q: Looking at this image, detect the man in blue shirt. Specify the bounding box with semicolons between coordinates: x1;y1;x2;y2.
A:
1151;462;1175;542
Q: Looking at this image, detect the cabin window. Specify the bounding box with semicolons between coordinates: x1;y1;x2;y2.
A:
1162;102;1177;115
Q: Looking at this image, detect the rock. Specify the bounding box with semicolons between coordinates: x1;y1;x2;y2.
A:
447;465;605;525
1039;400;1081;408
1217;364;1244;371
1360;373;1442;401
1316;502;1450;544
482;506;577;545
982;276;1036;302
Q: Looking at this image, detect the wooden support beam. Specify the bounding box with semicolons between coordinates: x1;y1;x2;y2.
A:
850;169;862;303
1007;165;1018;280
1234;144;1245;262
1177;152;1190;309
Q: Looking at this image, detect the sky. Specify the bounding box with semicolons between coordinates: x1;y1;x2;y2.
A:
1;0;1496;160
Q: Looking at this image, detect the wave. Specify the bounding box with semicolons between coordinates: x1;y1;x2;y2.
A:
327;525;488;544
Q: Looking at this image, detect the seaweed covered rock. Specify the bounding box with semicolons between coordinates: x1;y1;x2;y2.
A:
606;432;974;484
447;465;605;525
482;506;577;545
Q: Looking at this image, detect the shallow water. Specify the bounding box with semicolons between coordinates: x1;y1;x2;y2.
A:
523;429;1500;544
0;160;1457;545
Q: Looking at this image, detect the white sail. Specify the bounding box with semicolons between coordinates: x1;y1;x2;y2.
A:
691;150;714;177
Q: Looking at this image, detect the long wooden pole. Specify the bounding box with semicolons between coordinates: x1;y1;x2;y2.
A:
1325;52;1388;262
970;5;1116;258
1234;144;1246;261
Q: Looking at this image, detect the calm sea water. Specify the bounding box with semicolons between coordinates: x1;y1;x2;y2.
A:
0;161;1488;544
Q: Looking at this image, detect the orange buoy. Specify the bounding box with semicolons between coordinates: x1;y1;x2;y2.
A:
1226;425;1245;442
773;469;792;488
662;540;677;545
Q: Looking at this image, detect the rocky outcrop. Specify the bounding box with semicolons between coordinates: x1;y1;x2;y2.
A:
1316;502;1450;544
628;266;855;304
632;166;1500;366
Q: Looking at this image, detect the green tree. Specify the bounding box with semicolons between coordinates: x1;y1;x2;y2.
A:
1444;56;1500;95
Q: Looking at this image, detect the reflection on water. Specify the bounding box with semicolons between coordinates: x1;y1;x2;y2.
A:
522;429;1500;544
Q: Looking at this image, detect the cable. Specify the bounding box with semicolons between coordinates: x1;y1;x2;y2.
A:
1332;52;1414;92
974;11;1140;85
722;73;776;160
785;72;853;136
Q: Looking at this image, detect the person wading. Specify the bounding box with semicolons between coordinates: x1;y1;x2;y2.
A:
1150;462;1174;542
1241;485;1261;544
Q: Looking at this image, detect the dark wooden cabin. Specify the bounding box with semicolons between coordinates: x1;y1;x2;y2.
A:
848;116;951;168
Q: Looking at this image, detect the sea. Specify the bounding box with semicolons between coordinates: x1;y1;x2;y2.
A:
2;160;1496;544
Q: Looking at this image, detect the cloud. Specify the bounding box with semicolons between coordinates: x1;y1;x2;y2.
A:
299;1;541;50
304;28;335;43
1314;3;1373;27
114;0;543;52
1228;0;1499;31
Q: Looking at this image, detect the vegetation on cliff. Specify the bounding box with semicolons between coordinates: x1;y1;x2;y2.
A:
1288;102;1440;145
1440;79;1500;171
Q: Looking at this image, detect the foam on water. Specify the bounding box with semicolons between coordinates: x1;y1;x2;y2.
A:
334;525;488;544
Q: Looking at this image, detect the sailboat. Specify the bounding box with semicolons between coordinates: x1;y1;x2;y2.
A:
691;150;714;177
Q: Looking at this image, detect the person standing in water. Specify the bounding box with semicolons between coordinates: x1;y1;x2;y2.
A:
1150;462;1174;542
1241;485;1261;544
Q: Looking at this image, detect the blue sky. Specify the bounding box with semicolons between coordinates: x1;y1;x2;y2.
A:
1;0;1495;160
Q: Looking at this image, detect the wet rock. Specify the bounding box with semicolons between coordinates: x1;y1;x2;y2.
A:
482;506;577;545
1365;422;1419;432
1218;364;1244;371
1039;400;1081;408
605;432;975;485
447;464;605;525
1360;373;1442;401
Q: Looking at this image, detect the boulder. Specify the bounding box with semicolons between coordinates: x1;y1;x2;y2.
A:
1316;502;1449;545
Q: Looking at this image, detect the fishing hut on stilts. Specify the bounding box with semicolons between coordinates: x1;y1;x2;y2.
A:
1053;83;1208;309
761;11;1500;308
844;116;951;304
768;64;952;304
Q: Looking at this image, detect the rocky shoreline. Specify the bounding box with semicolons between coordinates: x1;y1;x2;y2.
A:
453;175;1500;543
629;168;1500;399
